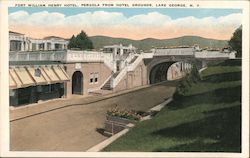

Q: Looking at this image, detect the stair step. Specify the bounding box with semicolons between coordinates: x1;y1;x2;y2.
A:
129;56;138;64
101;78;112;90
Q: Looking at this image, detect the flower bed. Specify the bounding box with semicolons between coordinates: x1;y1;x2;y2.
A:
104;106;142;136
106;106;142;121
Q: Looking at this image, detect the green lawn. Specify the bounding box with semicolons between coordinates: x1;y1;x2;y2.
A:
103;60;242;152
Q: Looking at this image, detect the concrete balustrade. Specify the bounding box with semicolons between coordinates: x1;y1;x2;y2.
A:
194;51;236;59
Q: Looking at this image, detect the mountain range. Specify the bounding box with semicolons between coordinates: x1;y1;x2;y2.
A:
90;35;228;51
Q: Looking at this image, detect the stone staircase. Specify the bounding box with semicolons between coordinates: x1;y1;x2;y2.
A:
101;54;143;91
101;78;112;90
101;72;119;90
128;56;138;64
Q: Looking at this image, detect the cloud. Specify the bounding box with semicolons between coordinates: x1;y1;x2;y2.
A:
9;10;242;40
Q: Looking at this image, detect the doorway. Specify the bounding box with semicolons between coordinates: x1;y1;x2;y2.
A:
72;71;83;95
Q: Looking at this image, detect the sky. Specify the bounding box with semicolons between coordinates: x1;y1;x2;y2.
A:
8;8;242;40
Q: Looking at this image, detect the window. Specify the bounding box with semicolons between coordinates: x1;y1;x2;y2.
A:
90;73;94;84
94;73;99;83
89;72;99;84
90;78;94;83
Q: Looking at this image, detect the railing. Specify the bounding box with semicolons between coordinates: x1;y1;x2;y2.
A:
124;53;135;63
111;66;128;88
9;35;25;41
194;51;236;59
112;54;144;88
65;50;103;62
101;53;114;70
142;53;154;59
154;48;194;56
127;54;143;71
9;51;66;61
10;50;115;70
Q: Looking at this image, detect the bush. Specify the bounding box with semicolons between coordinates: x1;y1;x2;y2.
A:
175;64;201;96
107;105;142;121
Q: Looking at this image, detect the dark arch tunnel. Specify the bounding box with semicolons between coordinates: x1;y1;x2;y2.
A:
149;61;192;84
149;62;175;84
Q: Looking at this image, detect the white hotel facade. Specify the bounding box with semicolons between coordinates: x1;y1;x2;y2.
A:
9;31;68;52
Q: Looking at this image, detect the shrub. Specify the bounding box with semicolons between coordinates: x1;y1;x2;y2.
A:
107;105;142;121
175;64;201;96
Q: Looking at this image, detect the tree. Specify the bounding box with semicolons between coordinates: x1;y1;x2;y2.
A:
68;31;94;50
228;26;242;57
68;35;77;49
189;64;201;83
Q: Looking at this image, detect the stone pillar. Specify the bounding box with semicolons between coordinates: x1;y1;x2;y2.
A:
51;42;55;50
29;43;32;51
44;42;47;51
36;43;39;51
21;41;24;51
120;48;124;56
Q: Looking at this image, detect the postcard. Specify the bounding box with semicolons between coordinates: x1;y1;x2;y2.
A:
0;0;249;157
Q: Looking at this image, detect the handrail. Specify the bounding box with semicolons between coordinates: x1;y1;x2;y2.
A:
111;66;128;88
127;54;143;71
112;54;143;88
194;51;236;59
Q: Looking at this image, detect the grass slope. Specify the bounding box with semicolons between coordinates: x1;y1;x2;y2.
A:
90;35;228;51
103;60;241;152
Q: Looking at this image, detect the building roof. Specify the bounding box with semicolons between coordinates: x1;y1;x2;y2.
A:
43;36;68;40
9;31;24;35
154;46;193;49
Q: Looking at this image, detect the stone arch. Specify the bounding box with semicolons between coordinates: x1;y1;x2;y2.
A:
72;71;83;95
147;57;193;84
149;62;176;84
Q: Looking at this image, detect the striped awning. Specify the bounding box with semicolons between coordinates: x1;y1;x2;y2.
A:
52;66;70;81
26;67;47;85
42;66;61;83
9;65;70;89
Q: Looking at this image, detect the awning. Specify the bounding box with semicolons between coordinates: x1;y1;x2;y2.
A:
26;67;47;85
52;66;70;81
9;68;22;88
15;67;35;86
9;73;17;89
10;67;38;89
41;66;60;83
9;65;70;89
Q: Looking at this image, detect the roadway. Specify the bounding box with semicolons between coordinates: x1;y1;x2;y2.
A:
10;81;177;151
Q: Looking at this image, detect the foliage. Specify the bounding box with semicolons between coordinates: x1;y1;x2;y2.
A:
107;105;142;121
68;30;94;50
228;26;242;57
175;64;201;96
68;35;77;49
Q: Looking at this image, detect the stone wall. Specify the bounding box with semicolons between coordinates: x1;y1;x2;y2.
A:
65;62;112;96
113;61;148;92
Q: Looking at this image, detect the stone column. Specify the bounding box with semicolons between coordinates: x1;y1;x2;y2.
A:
44;42;47;51
51;42;55;50
29;43;32;51
36;43;39;51
21;41;24;51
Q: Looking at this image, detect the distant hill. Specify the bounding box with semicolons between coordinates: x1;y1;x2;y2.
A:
90;35;228;51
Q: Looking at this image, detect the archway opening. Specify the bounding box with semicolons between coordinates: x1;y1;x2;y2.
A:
149;62;173;84
149;61;192;84
72;71;83;95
